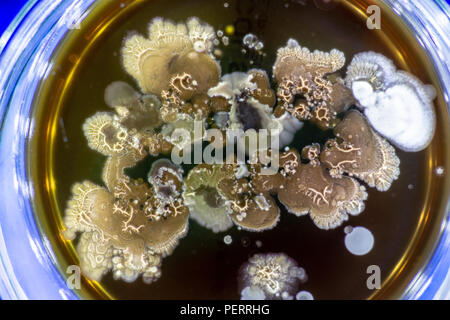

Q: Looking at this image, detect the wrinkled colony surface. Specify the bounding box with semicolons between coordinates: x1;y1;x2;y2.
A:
63;14;436;298
239;253;307;300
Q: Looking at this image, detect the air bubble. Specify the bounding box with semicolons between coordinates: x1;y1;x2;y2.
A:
296;291;314;300
344;226;374;256
243;33;264;51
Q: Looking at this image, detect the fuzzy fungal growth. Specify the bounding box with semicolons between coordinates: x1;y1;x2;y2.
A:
346;52;436;152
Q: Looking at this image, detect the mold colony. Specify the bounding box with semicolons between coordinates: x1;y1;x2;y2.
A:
63;16;436;299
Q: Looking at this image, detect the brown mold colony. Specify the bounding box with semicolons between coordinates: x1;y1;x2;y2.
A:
239;253;307;300
122;17;220;96
278;145;368;230
208;70;302;150
82;113;130;157
64;15;418;289
320;110;400;191
208;71;276;131
250;148;301;194
273;39;353;130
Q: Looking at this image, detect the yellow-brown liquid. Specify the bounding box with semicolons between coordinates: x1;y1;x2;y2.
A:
29;0;450;299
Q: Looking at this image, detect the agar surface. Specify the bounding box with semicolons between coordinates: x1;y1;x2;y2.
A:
63;16;436;290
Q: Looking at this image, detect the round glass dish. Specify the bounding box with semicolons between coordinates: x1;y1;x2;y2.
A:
0;0;448;300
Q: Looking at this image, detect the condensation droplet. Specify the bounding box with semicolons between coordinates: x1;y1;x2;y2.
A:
255;240;262;248
344;226;374;256
224;2;229;8
408;184;414;190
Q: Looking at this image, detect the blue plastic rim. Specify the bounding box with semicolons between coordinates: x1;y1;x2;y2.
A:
0;0;449;300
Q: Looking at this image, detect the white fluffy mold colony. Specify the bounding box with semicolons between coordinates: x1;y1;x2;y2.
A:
345;51;436;152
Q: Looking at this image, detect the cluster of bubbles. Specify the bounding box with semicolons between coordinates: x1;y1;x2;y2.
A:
242;33;264;52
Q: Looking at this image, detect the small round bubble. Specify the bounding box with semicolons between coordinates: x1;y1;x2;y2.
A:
344;225;353;234
344;226;374;256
